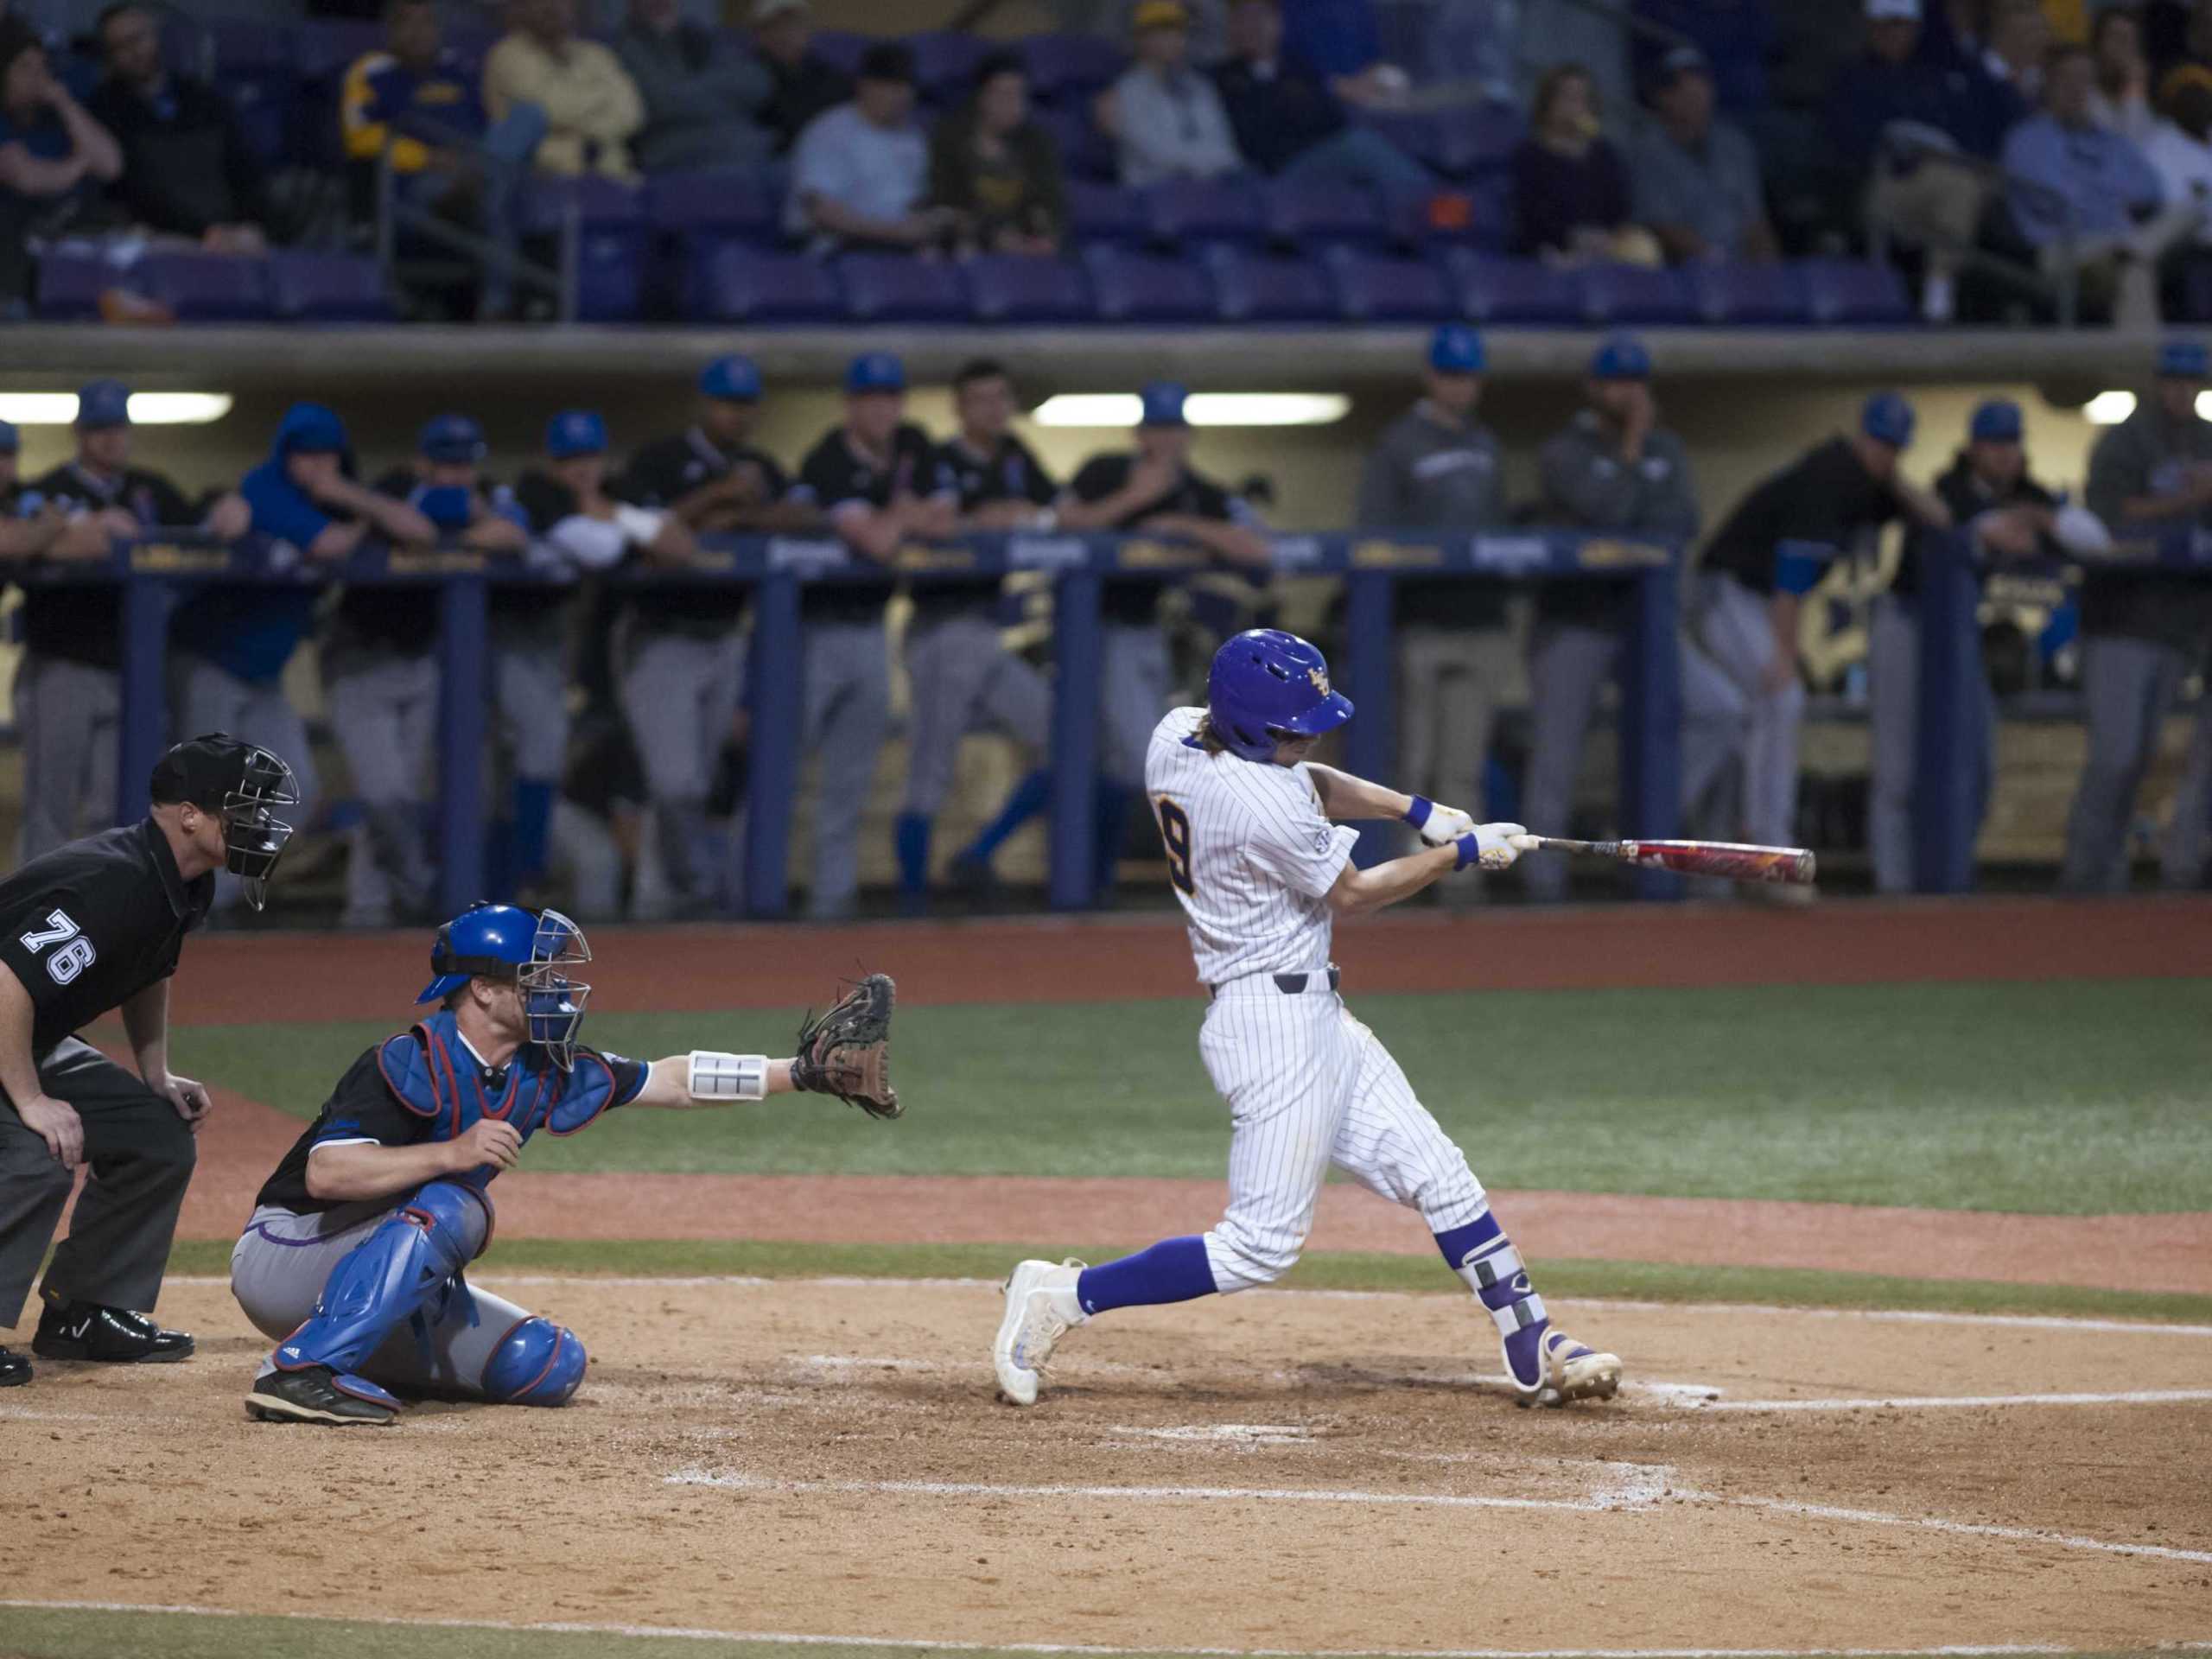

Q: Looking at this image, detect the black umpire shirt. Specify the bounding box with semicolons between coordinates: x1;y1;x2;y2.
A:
1067;454;1244;626
0;818;213;1064
615;429;791;632
1701;437;1898;595
23;461;197;673
796;423;948;626
918;432;1057;627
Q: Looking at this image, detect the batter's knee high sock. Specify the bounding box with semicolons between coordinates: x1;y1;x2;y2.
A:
512;778;556;887
957;768;1052;868
1075;1236;1217;1317
1433;1214;1549;1389
894;812;931;899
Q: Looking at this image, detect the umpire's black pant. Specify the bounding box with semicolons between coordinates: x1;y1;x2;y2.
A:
0;1038;197;1328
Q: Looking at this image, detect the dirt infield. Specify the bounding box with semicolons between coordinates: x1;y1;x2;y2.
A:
4;1278;2209;1653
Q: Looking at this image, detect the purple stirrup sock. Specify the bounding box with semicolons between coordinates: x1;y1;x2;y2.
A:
1434;1214;1549;1388
1076;1236;1217;1317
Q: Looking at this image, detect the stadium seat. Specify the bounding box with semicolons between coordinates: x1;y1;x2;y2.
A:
1577;262;1697;325
1034;105;1116;183
695;247;844;321
838;253;969;321
1688;262;1814;326
1325;247;1453;321
908;30;987;103
524;177;648;321
1206;248;1335;321
964;254;1094;321
1083;245;1215;321
1065;181;1149;245
1145;176;1269;247
1440;249;1581;323
267;251;397;321
1358;103;1520;180
296;19;382;84
645;170;781;245
810;31;869;80
1020;32;1124;105
1799;257;1916;325
207;19;299;168
31;250;112;321
140;252;276;321
1263;179;1394;252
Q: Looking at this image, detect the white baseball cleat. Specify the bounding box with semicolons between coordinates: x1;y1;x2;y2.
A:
1516;1329;1624;1408
993;1257;1086;1406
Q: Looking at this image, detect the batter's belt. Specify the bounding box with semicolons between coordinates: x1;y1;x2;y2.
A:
1207;965;1341;1001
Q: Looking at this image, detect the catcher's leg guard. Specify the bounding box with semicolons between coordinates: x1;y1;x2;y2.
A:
480;1315;585;1406
273;1182;489;1378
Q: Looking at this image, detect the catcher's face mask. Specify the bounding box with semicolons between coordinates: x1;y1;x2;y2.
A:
519;908;592;1071
222;747;302;912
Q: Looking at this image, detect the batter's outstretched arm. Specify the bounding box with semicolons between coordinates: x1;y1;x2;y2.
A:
1303;765;1414;822
629;1053;798;1110
1326;844;1459;917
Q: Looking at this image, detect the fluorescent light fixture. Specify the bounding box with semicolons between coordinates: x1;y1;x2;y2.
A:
0;391;233;425
2083;390;2136;425
1032;392;1351;428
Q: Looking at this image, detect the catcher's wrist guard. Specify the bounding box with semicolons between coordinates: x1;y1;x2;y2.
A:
791;972;900;1120
688;1052;769;1103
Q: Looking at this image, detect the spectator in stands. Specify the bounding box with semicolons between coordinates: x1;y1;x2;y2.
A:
1967;0;2052;120
1278;0;1413;106
2091;3;2158;137
788;42;952;251
1630;44;1780;264
1212;0;1433;203
1102;0;1245;188
1356;327;1513;889
486;0;645;181
1630;0;1775;113
928;51;1066;256
616;0;773;174
2064;337;2212;890
0;16;120;313
753;0;849;156
87;3;270;251
2004;41;2200;326
2145;63;2212;238
1510;62;1661;264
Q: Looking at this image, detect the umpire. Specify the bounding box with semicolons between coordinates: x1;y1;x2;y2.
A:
0;734;297;1386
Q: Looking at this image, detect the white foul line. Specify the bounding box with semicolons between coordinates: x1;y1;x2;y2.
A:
1693;1388;2212;1413
1719;1494;2212;1567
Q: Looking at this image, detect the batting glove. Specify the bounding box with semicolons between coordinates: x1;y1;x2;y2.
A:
1403;795;1478;848
1454;822;1529;872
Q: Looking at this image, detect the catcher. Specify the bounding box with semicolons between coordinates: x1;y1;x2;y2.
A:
227;902;896;1426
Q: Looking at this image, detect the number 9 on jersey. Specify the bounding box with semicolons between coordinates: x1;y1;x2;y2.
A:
1154;798;1195;896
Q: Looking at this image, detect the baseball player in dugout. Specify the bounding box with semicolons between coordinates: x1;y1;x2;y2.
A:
795;352;956;920
229;905;899;1425
897;358;1058;912
1355;326;1513;893
0;734;300;1388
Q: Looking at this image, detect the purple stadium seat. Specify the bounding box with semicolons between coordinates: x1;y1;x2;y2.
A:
645;170;780;242
1687;262;1814;326
1033;104;1116;183
810;31;869;80
1440;250;1580;322
1264;179;1392;251
267;251;396;321
695;247;844;321
1020;32;1124;104
139;252;275;321
1065;181;1148;245
908;30;987;103
1083;245;1215;321
1146;176;1268;246
1206;248;1334;321
964;254;1093;321
521;177;647;321
1325;248;1452;321
32;250;111;321
838;253;969;321
1799;257;1915;324
297;19;383;83
1577;262;1696;324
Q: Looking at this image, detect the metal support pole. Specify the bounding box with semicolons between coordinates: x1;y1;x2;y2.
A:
115;569;175;823
1911;531;1980;893
435;573;489;915
742;572;804;918
1344;569;1396;868
1620;563;1684;900
1047;569;1103;910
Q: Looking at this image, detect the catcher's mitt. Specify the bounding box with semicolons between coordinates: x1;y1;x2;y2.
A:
791;973;899;1119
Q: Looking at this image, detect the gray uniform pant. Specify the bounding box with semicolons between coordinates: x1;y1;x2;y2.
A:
1867;594;1998;894
0;1039;196;1328
230;1198;532;1395
494;624;569;783
618;626;745;911
1695;573;1806;849
325;652;439;925
1100;624;1172;787
1397;624;1515;814
15;653;119;862
901;612;1050;817
2060;634;2212;891
172;653;321;913
802;620;891;919
1519;620;1750;900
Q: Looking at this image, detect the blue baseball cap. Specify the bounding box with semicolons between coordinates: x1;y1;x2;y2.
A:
419;413;486;464
1428;323;1484;374
275;402;348;455
1139;380;1188;427
1590;333;1650;380
0;420;16;454
700;353;763;402
2158;337;2209;379
1968;398;2023;443
545;409;607;459
1861;391;1916;448
75;378;131;429
845;352;906;394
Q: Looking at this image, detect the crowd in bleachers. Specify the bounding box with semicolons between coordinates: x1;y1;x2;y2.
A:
15;0;2212;323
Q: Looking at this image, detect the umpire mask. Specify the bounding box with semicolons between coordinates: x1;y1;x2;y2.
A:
150;734;302;912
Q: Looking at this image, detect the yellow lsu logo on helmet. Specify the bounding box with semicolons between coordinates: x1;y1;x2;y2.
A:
1306;667;1332;696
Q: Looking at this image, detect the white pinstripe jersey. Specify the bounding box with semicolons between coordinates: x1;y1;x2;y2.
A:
1145;708;1361;987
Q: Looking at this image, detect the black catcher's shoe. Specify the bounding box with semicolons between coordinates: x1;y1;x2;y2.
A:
32;1300;195;1363
0;1345;29;1387
245;1366;399;1426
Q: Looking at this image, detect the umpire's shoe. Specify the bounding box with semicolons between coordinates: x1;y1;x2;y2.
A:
0;1345;29;1388
245;1367;399;1427
33;1300;194;1363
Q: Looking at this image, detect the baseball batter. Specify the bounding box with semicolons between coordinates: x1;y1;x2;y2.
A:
994;629;1622;1408
229;903;899;1425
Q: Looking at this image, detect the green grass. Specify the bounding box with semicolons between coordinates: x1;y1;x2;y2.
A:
161;1236;2212;1325
170;980;2212;1215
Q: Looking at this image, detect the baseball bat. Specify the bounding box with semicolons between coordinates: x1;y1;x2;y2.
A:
1525;836;1817;887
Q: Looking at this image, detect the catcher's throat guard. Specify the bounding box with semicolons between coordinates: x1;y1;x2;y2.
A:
224;746;302;911
418;904;594;1070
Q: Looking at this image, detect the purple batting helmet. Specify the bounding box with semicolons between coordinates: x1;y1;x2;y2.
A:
1205;628;1354;762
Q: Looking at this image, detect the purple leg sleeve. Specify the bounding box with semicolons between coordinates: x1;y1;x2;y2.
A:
1077;1236;1217;1317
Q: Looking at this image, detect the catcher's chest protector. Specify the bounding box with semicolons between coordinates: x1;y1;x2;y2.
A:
377;1011;621;1182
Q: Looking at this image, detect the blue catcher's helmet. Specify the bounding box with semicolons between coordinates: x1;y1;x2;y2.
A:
1205;628;1355;762
416;903;594;1069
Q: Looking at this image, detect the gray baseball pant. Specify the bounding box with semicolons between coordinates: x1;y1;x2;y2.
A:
1867;594;1997;895
2164;686;2212;888
801;621;891;919
2060;633;2209;891
617;627;745;913
325;652;439;925
15;653;118;861
901;612;1050;816
1695;573;1805;849
493;627;570;782
1100;624;1172;787
172;653;321;913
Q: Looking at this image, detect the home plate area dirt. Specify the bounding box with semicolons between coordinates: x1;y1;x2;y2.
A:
7;1278;2210;1652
